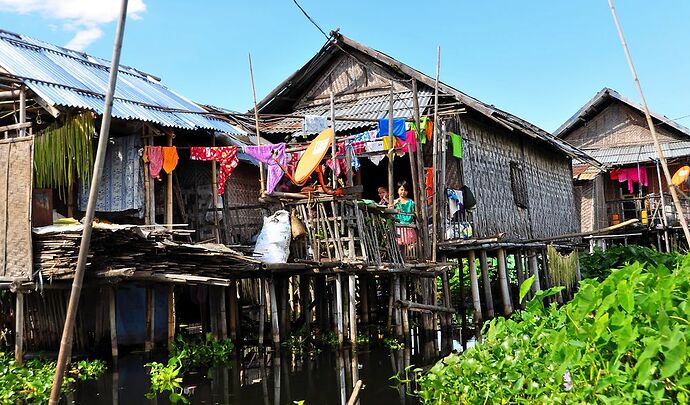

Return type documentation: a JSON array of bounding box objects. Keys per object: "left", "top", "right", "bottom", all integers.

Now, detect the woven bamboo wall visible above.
[
  {"left": 457, "top": 114, "right": 578, "bottom": 239},
  {"left": 562, "top": 102, "right": 682, "bottom": 149},
  {"left": 575, "top": 182, "right": 592, "bottom": 232}
]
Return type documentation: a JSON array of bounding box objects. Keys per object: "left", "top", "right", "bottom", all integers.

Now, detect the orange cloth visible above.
[
  {"left": 425, "top": 120, "right": 434, "bottom": 141},
  {"left": 425, "top": 167, "right": 433, "bottom": 205},
  {"left": 162, "top": 146, "right": 179, "bottom": 174}
]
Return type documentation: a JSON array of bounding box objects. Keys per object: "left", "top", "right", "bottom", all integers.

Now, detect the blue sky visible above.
[{"left": 0, "top": 1, "right": 688, "bottom": 132}]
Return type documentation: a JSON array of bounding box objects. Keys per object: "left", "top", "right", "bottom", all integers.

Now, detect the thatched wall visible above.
[
  {"left": 454, "top": 114, "right": 578, "bottom": 240},
  {"left": 562, "top": 102, "right": 682, "bottom": 149}
]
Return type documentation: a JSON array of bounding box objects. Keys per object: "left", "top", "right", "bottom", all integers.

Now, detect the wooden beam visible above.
[
  {"left": 467, "top": 250, "right": 482, "bottom": 327},
  {"left": 496, "top": 248, "right": 513, "bottom": 316},
  {"left": 109, "top": 288, "right": 118, "bottom": 357},
  {"left": 479, "top": 250, "right": 495, "bottom": 318},
  {"left": 145, "top": 287, "right": 155, "bottom": 352},
  {"left": 167, "top": 286, "right": 175, "bottom": 348},
  {"left": 269, "top": 278, "right": 280, "bottom": 347},
  {"left": 395, "top": 300, "right": 456, "bottom": 313},
  {"left": 14, "top": 292, "right": 23, "bottom": 365}
]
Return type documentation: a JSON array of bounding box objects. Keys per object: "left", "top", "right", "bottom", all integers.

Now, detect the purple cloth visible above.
[{"left": 245, "top": 143, "right": 287, "bottom": 194}]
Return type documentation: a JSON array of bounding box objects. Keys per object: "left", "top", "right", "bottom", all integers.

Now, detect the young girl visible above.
[{"left": 393, "top": 181, "right": 415, "bottom": 224}]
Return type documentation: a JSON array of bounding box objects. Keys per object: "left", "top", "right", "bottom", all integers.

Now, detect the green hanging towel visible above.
[{"left": 449, "top": 131, "right": 463, "bottom": 158}]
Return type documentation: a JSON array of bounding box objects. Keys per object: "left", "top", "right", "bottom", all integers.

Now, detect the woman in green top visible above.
[{"left": 394, "top": 181, "right": 415, "bottom": 224}]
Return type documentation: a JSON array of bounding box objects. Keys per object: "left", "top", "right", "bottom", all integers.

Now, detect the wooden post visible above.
[
  {"left": 167, "top": 286, "right": 175, "bottom": 348},
  {"left": 458, "top": 255, "right": 467, "bottom": 331},
  {"left": 360, "top": 275, "right": 369, "bottom": 330},
  {"left": 269, "top": 278, "right": 280, "bottom": 347},
  {"left": 348, "top": 274, "right": 357, "bottom": 345},
  {"left": 496, "top": 249, "right": 513, "bottom": 316},
  {"left": 209, "top": 287, "right": 218, "bottom": 337},
  {"left": 228, "top": 281, "right": 238, "bottom": 342},
  {"left": 316, "top": 276, "right": 328, "bottom": 331},
  {"left": 142, "top": 129, "right": 151, "bottom": 226},
  {"left": 528, "top": 249, "right": 541, "bottom": 294},
  {"left": 515, "top": 251, "right": 526, "bottom": 307},
  {"left": 219, "top": 287, "right": 228, "bottom": 340},
  {"left": 412, "top": 81, "right": 431, "bottom": 259},
  {"left": 165, "top": 131, "right": 174, "bottom": 231},
  {"left": 109, "top": 288, "right": 118, "bottom": 358},
  {"left": 401, "top": 276, "right": 410, "bottom": 343},
  {"left": 467, "top": 250, "right": 482, "bottom": 328},
  {"left": 335, "top": 275, "right": 344, "bottom": 346},
  {"left": 479, "top": 250, "right": 495, "bottom": 318},
  {"left": 330, "top": 92, "right": 337, "bottom": 189},
  {"left": 279, "top": 277, "right": 289, "bottom": 340},
  {"left": 431, "top": 46, "right": 441, "bottom": 262},
  {"left": 258, "top": 279, "right": 265, "bottom": 347},
  {"left": 440, "top": 260, "right": 453, "bottom": 331},
  {"left": 145, "top": 287, "right": 155, "bottom": 352},
  {"left": 299, "top": 276, "right": 311, "bottom": 335},
  {"left": 210, "top": 135, "right": 221, "bottom": 242},
  {"left": 248, "top": 53, "right": 266, "bottom": 194},
  {"left": 15, "top": 292, "right": 24, "bottom": 365},
  {"left": 387, "top": 82, "right": 395, "bottom": 208}
]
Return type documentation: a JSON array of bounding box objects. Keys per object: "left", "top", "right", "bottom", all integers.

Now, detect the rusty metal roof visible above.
[{"left": 0, "top": 29, "right": 245, "bottom": 135}]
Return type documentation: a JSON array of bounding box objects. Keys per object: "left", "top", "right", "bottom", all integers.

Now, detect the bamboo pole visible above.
[
  {"left": 479, "top": 250, "right": 495, "bottom": 318},
  {"left": 19, "top": 85, "right": 25, "bottom": 138},
  {"left": 331, "top": 92, "right": 337, "bottom": 189},
  {"left": 14, "top": 292, "right": 23, "bottom": 364},
  {"left": 167, "top": 286, "right": 175, "bottom": 348},
  {"left": 228, "top": 281, "right": 238, "bottom": 341},
  {"left": 608, "top": 0, "right": 690, "bottom": 246},
  {"left": 299, "top": 276, "right": 311, "bottom": 335},
  {"left": 269, "top": 278, "right": 280, "bottom": 347},
  {"left": 145, "top": 287, "right": 155, "bottom": 352},
  {"left": 654, "top": 159, "right": 671, "bottom": 252},
  {"left": 411, "top": 80, "right": 430, "bottom": 259},
  {"left": 335, "top": 275, "right": 344, "bottom": 346},
  {"left": 258, "top": 279, "right": 265, "bottom": 348},
  {"left": 348, "top": 274, "right": 357, "bottom": 346},
  {"left": 467, "top": 250, "right": 482, "bottom": 328},
  {"left": 387, "top": 82, "right": 395, "bottom": 208},
  {"left": 248, "top": 53, "right": 266, "bottom": 194},
  {"left": 528, "top": 249, "right": 541, "bottom": 294},
  {"left": 142, "top": 129, "right": 151, "bottom": 226},
  {"left": 109, "top": 288, "right": 118, "bottom": 358},
  {"left": 431, "top": 47, "right": 441, "bottom": 262},
  {"left": 210, "top": 135, "right": 221, "bottom": 242},
  {"left": 50, "top": 2, "right": 128, "bottom": 401},
  {"left": 515, "top": 251, "right": 526, "bottom": 307},
  {"left": 166, "top": 131, "right": 174, "bottom": 231},
  {"left": 496, "top": 248, "right": 513, "bottom": 316},
  {"left": 219, "top": 287, "right": 227, "bottom": 340}
]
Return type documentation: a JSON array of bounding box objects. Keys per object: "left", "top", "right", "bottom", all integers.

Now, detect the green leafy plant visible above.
[
  {"left": 314, "top": 331, "right": 339, "bottom": 348},
  {"left": 383, "top": 337, "right": 404, "bottom": 350},
  {"left": 170, "top": 333, "right": 234, "bottom": 367},
  {"left": 0, "top": 353, "right": 105, "bottom": 404},
  {"left": 418, "top": 254, "right": 690, "bottom": 403},
  {"left": 282, "top": 333, "right": 307, "bottom": 353},
  {"left": 146, "top": 353, "right": 188, "bottom": 404},
  {"left": 355, "top": 333, "right": 369, "bottom": 345},
  {"left": 579, "top": 244, "right": 680, "bottom": 281}
]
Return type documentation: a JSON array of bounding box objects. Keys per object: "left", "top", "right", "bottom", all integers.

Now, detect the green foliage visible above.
[
  {"left": 314, "top": 331, "right": 340, "bottom": 348},
  {"left": 417, "top": 254, "right": 690, "bottom": 403},
  {"left": 0, "top": 353, "right": 105, "bottom": 404},
  {"left": 282, "top": 333, "right": 308, "bottom": 353},
  {"left": 383, "top": 337, "right": 405, "bottom": 350},
  {"left": 147, "top": 333, "right": 234, "bottom": 403},
  {"left": 580, "top": 245, "right": 681, "bottom": 281},
  {"left": 34, "top": 113, "right": 95, "bottom": 199},
  {"left": 170, "top": 333, "right": 234, "bottom": 368},
  {"left": 355, "top": 333, "right": 370, "bottom": 345}
]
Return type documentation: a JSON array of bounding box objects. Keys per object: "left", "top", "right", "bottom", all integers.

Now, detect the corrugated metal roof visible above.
[
  {"left": 579, "top": 141, "right": 690, "bottom": 166},
  {"left": 261, "top": 90, "right": 433, "bottom": 136},
  {"left": 0, "top": 30, "right": 244, "bottom": 135},
  {"left": 572, "top": 165, "right": 602, "bottom": 181}
]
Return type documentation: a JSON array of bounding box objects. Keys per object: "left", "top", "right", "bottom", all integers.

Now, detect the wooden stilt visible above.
[
  {"left": 440, "top": 261, "right": 453, "bottom": 331},
  {"left": 165, "top": 131, "right": 174, "bottom": 232},
  {"left": 528, "top": 249, "right": 541, "bottom": 294},
  {"left": 343, "top": 278, "right": 350, "bottom": 341},
  {"left": 109, "top": 287, "right": 118, "bottom": 358},
  {"left": 467, "top": 250, "right": 482, "bottom": 329},
  {"left": 209, "top": 287, "right": 218, "bottom": 337},
  {"left": 421, "top": 278, "right": 434, "bottom": 339},
  {"left": 269, "top": 278, "right": 280, "bottom": 347},
  {"left": 360, "top": 275, "right": 369, "bottom": 331},
  {"left": 316, "top": 276, "right": 328, "bottom": 331},
  {"left": 258, "top": 279, "right": 265, "bottom": 347},
  {"left": 335, "top": 275, "right": 344, "bottom": 346},
  {"left": 219, "top": 287, "right": 227, "bottom": 340},
  {"left": 393, "top": 276, "right": 402, "bottom": 338},
  {"left": 401, "top": 276, "right": 410, "bottom": 343},
  {"left": 514, "top": 251, "right": 526, "bottom": 307},
  {"left": 15, "top": 292, "right": 24, "bottom": 365},
  {"left": 280, "top": 277, "right": 289, "bottom": 340},
  {"left": 228, "top": 281, "right": 238, "bottom": 342},
  {"left": 479, "top": 250, "right": 495, "bottom": 318},
  {"left": 497, "top": 248, "right": 513, "bottom": 316},
  {"left": 458, "top": 255, "right": 467, "bottom": 332},
  {"left": 348, "top": 274, "right": 357, "bottom": 345},
  {"left": 167, "top": 286, "right": 175, "bottom": 348},
  {"left": 299, "top": 276, "right": 311, "bottom": 335},
  {"left": 145, "top": 287, "right": 155, "bottom": 352}
]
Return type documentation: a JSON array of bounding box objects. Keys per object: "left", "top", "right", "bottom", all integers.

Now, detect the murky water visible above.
[{"left": 68, "top": 332, "right": 468, "bottom": 405}]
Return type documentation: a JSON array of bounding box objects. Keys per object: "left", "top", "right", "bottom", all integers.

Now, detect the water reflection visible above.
[{"left": 70, "top": 328, "right": 467, "bottom": 405}]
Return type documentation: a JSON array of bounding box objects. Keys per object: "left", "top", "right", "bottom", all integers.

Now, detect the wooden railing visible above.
[
  {"left": 606, "top": 193, "right": 690, "bottom": 228},
  {"left": 287, "top": 197, "right": 420, "bottom": 267}
]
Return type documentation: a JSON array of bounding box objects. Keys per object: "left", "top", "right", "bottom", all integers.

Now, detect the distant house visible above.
[{"left": 554, "top": 87, "right": 690, "bottom": 250}]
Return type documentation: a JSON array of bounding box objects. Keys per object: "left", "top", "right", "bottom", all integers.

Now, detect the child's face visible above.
[
  {"left": 398, "top": 186, "right": 408, "bottom": 198},
  {"left": 378, "top": 189, "right": 388, "bottom": 200}
]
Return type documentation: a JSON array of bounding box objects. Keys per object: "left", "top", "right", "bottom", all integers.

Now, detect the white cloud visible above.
[{"left": 0, "top": 0, "right": 146, "bottom": 50}]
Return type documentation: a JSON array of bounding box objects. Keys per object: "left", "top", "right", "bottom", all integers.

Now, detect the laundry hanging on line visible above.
[
  {"left": 610, "top": 167, "right": 648, "bottom": 193},
  {"left": 449, "top": 131, "right": 463, "bottom": 158},
  {"left": 146, "top": 146, "right": 163, "bottom": 179},
  {"left": 377, "top": 118, "right": 406, "bottom": 140},
  {"left": 303, "top": 115, "right": 329, "bottom": 134},
  {"left": 244, "top": 143, "right": 287, "bottom": 194},
  {"left": 189, "top": 146, "right": 239, "bottom": 195},
  {"left": 162, "top": 146, "right": 179, "bottom": 173}
]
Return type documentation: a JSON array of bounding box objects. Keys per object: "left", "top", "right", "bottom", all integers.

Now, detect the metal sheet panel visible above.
[
  {"left": 0, "top": 32, "right": 244, "bottom": 135},
  {"left": 584, "top": 141, "right": 690, "bottom": 166}
]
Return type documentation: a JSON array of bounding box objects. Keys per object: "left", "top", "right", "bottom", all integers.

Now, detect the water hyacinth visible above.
[{"left": 417, "top": 253, "right": 690, "bottom": 404}]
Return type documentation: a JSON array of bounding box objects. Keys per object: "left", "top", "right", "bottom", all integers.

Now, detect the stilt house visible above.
[
  {"left": 252, "top": 32, "right": 596, "bottom": 323},
  {"left": 555, "top": 88, "right": 690, "bottom": 250}
]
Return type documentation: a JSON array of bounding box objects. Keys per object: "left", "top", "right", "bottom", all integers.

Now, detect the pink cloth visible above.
[
  {"left": 147, "top": 146, "right": 163, "bottom": 179},
  {"left": 189, "top": 146, "right": 239, "bottom": 195},
  {"left": 245, "top": 143, "right": 287, "bottom": 194},
  {"left": 400, "top": 130, "right": 417, "bottom": 153},
  {"left": 613, "top": 167, "right": 648, "bottom": 193},
  {"left": 326, "top": 142, "right": 348, "bottom": 177}
]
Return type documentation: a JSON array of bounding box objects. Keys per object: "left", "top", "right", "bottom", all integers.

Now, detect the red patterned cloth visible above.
[
  {"left": 351, "top": 140, "right": 365, "bottom": 154},
  {"left": 146, "top": 146, "right": 163, "bottom": 179},
  {"left": 326, "top": 142, "right": 348, "bottom": 177},
  {"left": 286, "top": 151, "right": 302, "bottom": 177},
  {"left": 189, "top": 146, "right": 239, "bottom": 194}
]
